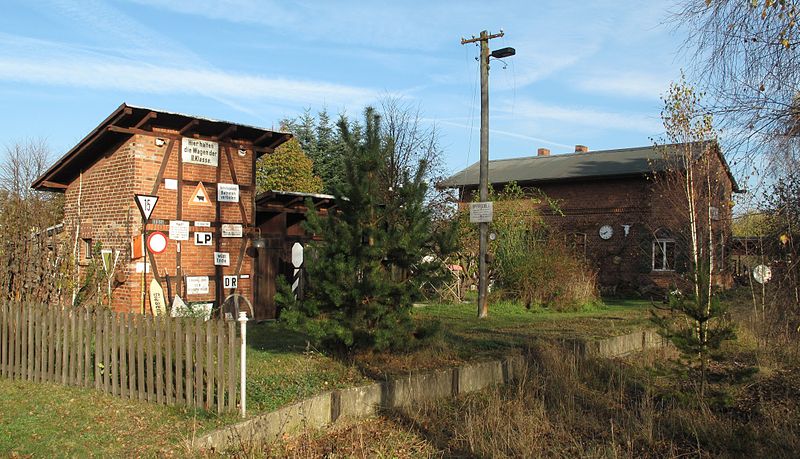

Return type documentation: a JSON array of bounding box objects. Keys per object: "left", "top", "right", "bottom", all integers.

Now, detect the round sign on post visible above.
[
  {"left": 753, "top": 264, "right": 772, "bottom": 284},
  {"left": 147, "top": 231, "right": 168, "bottom": 254}
]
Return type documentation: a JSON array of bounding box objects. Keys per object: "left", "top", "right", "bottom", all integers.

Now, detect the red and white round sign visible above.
[{"left": 147, "top": 231, "right": 168, "bottom": 254}]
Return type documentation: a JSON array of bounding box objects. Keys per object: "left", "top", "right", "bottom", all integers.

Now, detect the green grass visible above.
[
  {"left": 1, "top": 297, "right": 654, "bottom": 456},
  {"left": 0, "top": 377, "right": 231, "bottom": 457}
]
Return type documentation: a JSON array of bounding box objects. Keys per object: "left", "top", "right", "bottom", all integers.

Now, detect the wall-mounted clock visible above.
[{"left": 599, "top": 225, "right": 614, "bottom": 240}]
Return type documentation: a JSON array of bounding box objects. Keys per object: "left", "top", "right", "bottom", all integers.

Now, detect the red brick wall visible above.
[
  {"left": 458, "top": 165, "right": 734, "bottom": 291},
  {"left": 64, "top": 130, "right": 257, "bottom": 314}
]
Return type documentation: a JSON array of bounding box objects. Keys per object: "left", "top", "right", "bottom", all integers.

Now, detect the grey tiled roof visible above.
[{"left": 439, "top": 142, "right": 740, "bottom": 192}]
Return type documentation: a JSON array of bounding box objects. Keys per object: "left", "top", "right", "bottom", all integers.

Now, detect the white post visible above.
[{"left": 238, "top": 311, "right": 248, "bottom": 418}]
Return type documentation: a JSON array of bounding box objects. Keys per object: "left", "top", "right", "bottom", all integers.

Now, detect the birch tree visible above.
[{"left": 651, "top": 78, "right": 735, "bottom": 395}]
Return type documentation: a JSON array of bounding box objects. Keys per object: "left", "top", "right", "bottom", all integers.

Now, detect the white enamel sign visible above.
[
  {"left": 469, "top": 201, "right": 493, "bottom": 223},
  {"left": 221, "top": 224, "right": 243, "bottom": 238},
  {"left": 194, "top": 232, "right": 213, "bottom": 246},
  {"left": 214, "top": 252, "right": 230, "bottom": 266},
  {"left": 186, "top": 276, "right": 209, "bottom": 295},
  {"left": 135, "top": 195, "right": 159, "bottom": 220},
  {"left": 223, "top": 275, "right": 238, "bottom": 289},
  {"left": 217, "top": 183, "right": 240, "bottom": 203},
  {"left": 181, "top": 138, "right": 219, "bottom": 167},
  {"left": 169, "top": 220, "right": 190, "bottom": 240},
  {"left": 194, "top": 221, "right": 211, "bottom": 227}
]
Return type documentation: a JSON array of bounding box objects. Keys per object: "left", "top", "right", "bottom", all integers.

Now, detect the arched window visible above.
[
  {"left": 652, "top": 228, "right": 675, "bottom": 271},
  {"left": 566, "top": 232, "right": 587, "bottom": 259}
]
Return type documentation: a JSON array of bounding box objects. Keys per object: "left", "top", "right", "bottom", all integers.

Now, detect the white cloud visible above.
[
  {"left": 507, "top": 99, "right": 663, "bottom": 134},
  {"left": 0, "top": 53, "right": 380, "bottom": 107},
  {"left": 435, "top": 119, "right": 571, "bottom": 149},
  {"left": 573, "top": 72, "right": 674, "bottom": 100}
]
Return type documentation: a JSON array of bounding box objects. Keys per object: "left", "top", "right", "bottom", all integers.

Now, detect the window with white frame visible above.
[{"left": 652, "top": 237, "right": 675, "bottom": 271}]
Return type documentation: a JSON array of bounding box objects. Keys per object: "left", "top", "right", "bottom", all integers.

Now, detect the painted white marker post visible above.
[{"left": 238, "top": 311, "right": 248, "bottom": 418}]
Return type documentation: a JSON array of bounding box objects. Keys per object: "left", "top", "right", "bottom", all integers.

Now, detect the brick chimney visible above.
[
  {"left": 575, "top": 144, "right": 589, "bottom": 153},
  {"left": 537, "top": 148, "right": 550, "bottom": 157}
]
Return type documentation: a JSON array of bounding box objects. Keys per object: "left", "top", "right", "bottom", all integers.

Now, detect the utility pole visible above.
[{"left": 461, "top": 29, "right": 511, "bottom": 319}]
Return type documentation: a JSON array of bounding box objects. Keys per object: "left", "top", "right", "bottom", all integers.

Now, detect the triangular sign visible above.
[
  {"left": 135, "top": 194, "right": 159, "bottom": 220},
  {"left": 190, "top": 182, "right": 212, "bottom": 206}
]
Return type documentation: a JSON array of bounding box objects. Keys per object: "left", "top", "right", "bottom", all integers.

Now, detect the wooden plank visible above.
[
  {"left": 194, "top": 320, "right": 204, "bottom": 408},
  {"left": 1, "top": 303, "right": 7, "bottom": 378},
  {"left": 111, "top": 312, "right": 118, "bottom": 396},
  {"left": 165, "top": 317, "right": 173, "bottom": 406},
  {"left": 185, "top": 319, "right": 193, "bottom": 408},
  {"left": 137, "top": 314, "right": 145, "bottom": 401},
  {"left": 74, "top": 308, "right": 82, "bottom": 386},
  {"left": 216, "top": 320, "right": 224, "bottom": 414},
  {"left": 128, "top": 314, "right": 136, "bottom": 400},
  {"left": 48, "top": 307, "right": 56, "bottom": 383},
  {"left": 20, "top": 304, "right": 28, "bottom": 380},
  {"left": 102, "top": 311, "right": 110, "bottom": 394},
  {"left": 119, "top": 313, "right": 127, "bottom": 398},
  {"left": 205, "top": 320, "right": 213, "bottom": 410},
  {"left": 83, "top": 310, "right": 91, "bottom": 387},
  {"left": 69, "top": 310, "right": 76, "bottom": 385},
  {"left": 61, "top": 308, "right": 68, "bottom": 385},
  {"left": 37, "top": 306, "right": 45, "bottom": 383},
  {"left": 146, "top": 315, "right": 154, "bottom": 402},
  {"left": 175, "top": 319, "right": 184, "bottom": 405},
  {"left": 156, "top": 318, "right": 164, "bottom": 405},
  {"left": 227, "top": 321, "right": 236, "bottom": 412},
  {"left": 10, "top": 306, "right": 17, "bottom": 379},
  {"left": 94, "top": 310, "right": 101, "bottom": 389},
  {"left": 26, "top": 305, "right": 34, "bottom": 381}
]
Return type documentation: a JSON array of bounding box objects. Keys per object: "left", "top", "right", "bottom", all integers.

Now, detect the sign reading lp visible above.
[{"left": 194, "top": 232, "right": 213, "bottom": 246}]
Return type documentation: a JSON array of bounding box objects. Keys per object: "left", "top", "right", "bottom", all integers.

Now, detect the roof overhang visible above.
[{"left": 32, "top": 103, "right": 292, "bottom": 192}]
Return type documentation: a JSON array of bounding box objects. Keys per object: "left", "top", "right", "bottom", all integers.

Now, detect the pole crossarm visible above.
[{"left": 460, "top": 31, "right": 504, "bottom": 45}]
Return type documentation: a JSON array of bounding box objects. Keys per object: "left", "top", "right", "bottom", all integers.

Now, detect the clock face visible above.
[{"left": 599, "top": 225, "right": 614, "bottom": 240}]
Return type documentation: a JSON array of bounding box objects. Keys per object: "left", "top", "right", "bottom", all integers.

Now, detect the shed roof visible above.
[
  {"left": 32, "top": 103, "right": 292, "bottom": 192},
  {"left": 439, "top": 141, "right": 741, "bottom": 192}
]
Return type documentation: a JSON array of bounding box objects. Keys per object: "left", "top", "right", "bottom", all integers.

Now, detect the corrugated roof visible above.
[{"left": 439, "top": 141, "right": 741, "bottom": 192}]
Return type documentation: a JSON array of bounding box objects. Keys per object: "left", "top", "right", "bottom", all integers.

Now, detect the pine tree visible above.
[{"left": 278, "top": 108, "right": 453, "bottom": 352}]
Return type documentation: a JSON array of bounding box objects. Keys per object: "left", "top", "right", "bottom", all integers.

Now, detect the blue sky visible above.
[{"left": 0, "top": 0, "right": 688, "bottom": 177}]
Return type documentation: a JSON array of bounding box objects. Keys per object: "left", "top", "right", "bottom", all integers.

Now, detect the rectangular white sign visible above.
[
  {"left": 194, "top": 232, "right": 213, "bottom": 246},
  {"left": 469, "top": 201, "right": 494, "bottom": 223},
  {"left": 181, "top": 138, "right": 219, "bottom": 167},
  {"left": 221, "top": 224, "right": 243, "bottom": 238},
  {"left": 164, "top": 178, "right": 178, "bottom": 190},
  {"left": 214, "top": 252, "right": 230, "bottom": 266},
  {"left": 169, "top": 220, "right": 190, "bottom": 240},
  {"left": 217, "top": 183, "right": 240, "bottom": 203},
  {"left": 186, "top": 276, "right": 209, "bottom": 295},
  {"left": 223, "top": 275, "right": 238, "bottom": 289},
  {"left": 194, "top": 221, "right": 211, "bottom": 227}
]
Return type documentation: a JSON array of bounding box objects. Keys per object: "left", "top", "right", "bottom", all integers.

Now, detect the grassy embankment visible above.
[
  {"left": 228, "top": 291, "right": 800, "bottom": 458},
  {"left": 0, "top": 298, "right": 652, "bottom": 456}
]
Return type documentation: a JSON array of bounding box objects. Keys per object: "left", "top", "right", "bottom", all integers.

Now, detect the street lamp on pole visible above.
[{"left": 461, "top": 30, "right": 515, "bottom": 318}]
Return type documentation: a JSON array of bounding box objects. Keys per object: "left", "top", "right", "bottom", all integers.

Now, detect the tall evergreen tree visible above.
[{"left": 278, "top": 108, "right": 453, "bottom": 352}]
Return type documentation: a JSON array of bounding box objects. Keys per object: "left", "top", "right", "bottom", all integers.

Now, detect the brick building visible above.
[
  {"left": 32, "top": 104, "right": 291, "bottom": 316},
  {"left": 440, "top": 142, "right": 740, "bottom": 292}
]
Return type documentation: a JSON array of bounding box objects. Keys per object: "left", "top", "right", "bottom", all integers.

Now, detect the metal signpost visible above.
[{"left": 134, "top": 194, "right": 159, "bottom": 314}]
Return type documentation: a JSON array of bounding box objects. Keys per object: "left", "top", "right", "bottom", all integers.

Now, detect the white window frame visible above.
[{"left": 652, "top": 238, "right": 675, "bottom": 272}]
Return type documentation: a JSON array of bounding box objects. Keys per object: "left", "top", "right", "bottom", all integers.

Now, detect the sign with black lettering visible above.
[
  {"left": 221, "top": 224, "right": 243, "bottom": 238},
  {"left": 223, "top": 275, "right": 238, "bottom": 289},
  {"left": 214, "top": 252, "right": 230, "bottom": 266},
  {"left": 169, "top": 220, "right": 189, "bottom": 240},
  {"left": 181, "top": 138, "right": 218, "bottom": 167},
  {"left": 194, "top": 232, "right": 213, "bottom": 246},
  {"left": 217, "top": 183, "right": 239, "bottom": 202},
  {"left": 135, "top": 194, "right": 158, "bottom": 221},
  {"left": 186, "top": 276, "right": 209, "bottom": 295}
]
